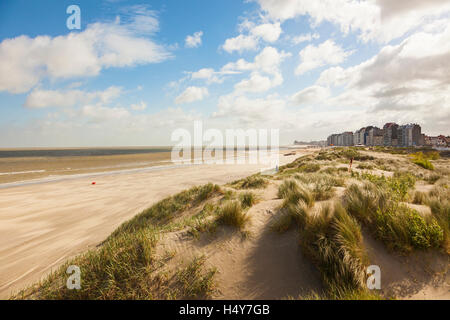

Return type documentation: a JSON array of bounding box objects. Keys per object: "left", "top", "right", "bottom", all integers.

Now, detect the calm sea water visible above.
[{"left": 0, "top": 148, "right": 172, "bottom": 158}]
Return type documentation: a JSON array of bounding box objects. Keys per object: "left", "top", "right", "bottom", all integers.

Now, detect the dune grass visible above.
[
  {"left": 278, "top": 179, "right": 315, "bottom": 207},
  {"left": 298, "top": 203, "right": 370, "bottom": 294},
  {"left": 109, "top": 183, "right": 222, "bottom": 238},
  {"left": 230, "top": 175, "right": 268, "bottom": 189},
  {"left": 427, "top": 184, "right": 450, "bottom": 252},
  {"left": 343, "top": 182, "right": 444, "bottom": 253},
  {"left": 412, "top": 191, "right": 428, "bottom": 205},
  {"left": 239, "top": 191, "right": 257, "bottom": 208},
  {"left": 174, "top": 255, "right": 217, "bottom": 299},
  {"left": 216, "top": 200, "right": 250, "bottom": 229}
]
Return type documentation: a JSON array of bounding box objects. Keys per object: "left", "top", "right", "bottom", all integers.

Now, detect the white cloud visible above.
[
  {"left": 290, "top": 33, "right": 320, "bottom": 45},
  {"left": 256, "top": 0, "right": 450, "bottom": 43},
  {"left": 221, "top": 21, "right": 282, "bottom": 54},
  {"left": 316, "top": 22, "right": 450, "bottom": 134},
  {"left": 24, "top": 86, "right": 123, "bottom": 108},
  {"left": 185, "top": 31, "right": 203, "bottom": 48},
  {"left": 81, "top": 105, "right": 130, "bottom": 122},
  {"left": 250, "top": 22, "right": 282, "bottom": 43},
  {"left": 296, "top": 39, "right": 352, "bottom": 75},
  {"left": 0, "top": 14, "right": 171, "bottom": 94},
  {"left": 222, "top": 34, "right": 259, "bottom": 53},
  {"left": 234, "top": 72, "right": 274, "bottom": 93},
  {"left": 130, "top": 101, "right": 147, "bottom": 111},
  {"left": 291, "top": 85, "right": 330, "bottom": 105},
  {"left": 175, "top": 86, "right": 209, "bottom": 104},
  {"left": 229, "top": 46, "right": 290, "bottom": 93}
]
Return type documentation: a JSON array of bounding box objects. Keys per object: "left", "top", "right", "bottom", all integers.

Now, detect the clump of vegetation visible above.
[
  {"left": 311, "top": 181, "right": 335, "bottom": 201},
  {"left": 174, "top": 256, "right": 217, "bottom": 299},
  {"left": 271, "top": 200, "right": 309, "bottom": 233},
  {"left": 217, "top": 200, "right": 250, "bottom": 229},
  {"left": 110, "top": 183, "right": 222, "bottom": 237},
  {"left": 343, "top": 182, "right": 444, "bottom": 253},
  {"left": 231, "top": 175, "right": 268, "bottom": 189},
  {"left": 410, "top": 152, "right": 436, "bottom": 170},
  {"left": 358, "top": 171, "right": 415, "bottom": 201},
  {"left": 357, "top": 163, "right": 374, "bottom": 170},
  {"left": 16, "top": 228, "right": 159, "bottom": 299},
  {"left": 298, "top": 203, "right": 370, "bottom": 294},
  {"left": 337, "top": 148, "right": 374, "bottom": 161},
  {"left": 294, "top": 172, "right": 345, "bottom": 188},
  {"left": 278, "top": 179, "right": 315, "bottom": 207},
  {"left": 427, "top": 184, "right": 450, "bottom": 252},
  {"left": 239, "top": 191, "right": 257, "bottom": 208},
  {"left": 424, "top": 173, "right": 441, "bottom": 184},
  {"left": 412, "top": 191, "right": 428, "bottom": 205},
  {"left": 299, "top": 163, "right": 321, "bottom": 173}
]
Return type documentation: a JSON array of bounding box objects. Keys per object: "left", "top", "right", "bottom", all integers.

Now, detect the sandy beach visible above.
[{"left": 0, "top": 149, "right": 309, "bottom": 299}]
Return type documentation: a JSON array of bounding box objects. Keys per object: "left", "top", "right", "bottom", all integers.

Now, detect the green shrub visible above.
[{"left": 410, "top": 152, "right": 435, "bottom": 170}]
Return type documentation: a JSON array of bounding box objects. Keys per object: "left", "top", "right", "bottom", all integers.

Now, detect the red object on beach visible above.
[{"left": 91, "top": 182, "right": 96, "bottom": 185}]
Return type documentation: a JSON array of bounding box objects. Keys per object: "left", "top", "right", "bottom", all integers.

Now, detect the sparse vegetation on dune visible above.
[
  {"left": 298, "top": 203, "right": 370, "bottom": 294},
  {"left": 230, "top": 175, "right": 268, "bottom": 189},
  {"left": 14, "top": 183, "right": 223, "bottom": 300},
  {"left": 174, "top": 256, "right": 217, "bottom": 299},
  {"left": 410, "top": 152, "right": 438, "bottom": 170},
  {"left": 412, "top": 191, "right": 428, "bottom": 205},
  {"left": 110, "top": 183, "right": 222, "bottom": 238},
  {"left": 217, "top": 200, "right": 250, "bottom": 229},
  {"left": 239, "top": 191, "right": 257, "bottom": 208},
  {"left": 278, "top": 179, "right": 315, "bottom": 207},
  {"left": 343, "top": 182, "right": 444, "bottom": 253},
  {"left": 427, "top": 184, "right": 450, "bottom": 252}
]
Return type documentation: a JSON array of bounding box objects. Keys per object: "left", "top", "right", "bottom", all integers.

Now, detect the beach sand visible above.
[{"left": 0, "top": 149, "right": 310, "bottom": 299}]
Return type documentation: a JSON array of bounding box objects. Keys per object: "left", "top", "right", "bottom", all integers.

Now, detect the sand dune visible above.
[{"left": 0, "top": 151, "right": 305, "bottom": 299}]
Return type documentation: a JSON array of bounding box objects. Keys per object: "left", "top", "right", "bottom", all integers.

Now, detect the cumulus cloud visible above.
[
  {"left": 185, "top": 31, "right": 203, "bottom": 48},
  {"left": 231, "top": 46, "right": 290, "bottom": 93},
  {"left": 256, "top": 0, "right": 450, "bottom": 43},
  {"left": 222, "top": 34, "right": 259, "bottom": 53},
  {"left": 291, "top": 85, "right": 330, "bottom": 105},
  {"left": 175, "top": 86, "right": 209, "bottom": 104},
  {"left": 0, "top": 15, "right": 171, "bottom": 94},
  {"left": 250, "top": 22, "right": 282, "bottom": 43},
  {"left": 296, "top": 39, "right": 353, "bottom": 75},
  {"left": 221, "top": 21, "right": 282, "bottom": 53}
]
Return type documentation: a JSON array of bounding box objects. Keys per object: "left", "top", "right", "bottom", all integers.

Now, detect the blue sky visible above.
[{"left": 0, "top": 0, "right": 449, "bottom": 147}]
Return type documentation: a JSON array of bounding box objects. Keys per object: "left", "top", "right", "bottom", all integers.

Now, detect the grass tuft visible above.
[{"left": 217, "top": 200, "right": 250, "bottom": 229}]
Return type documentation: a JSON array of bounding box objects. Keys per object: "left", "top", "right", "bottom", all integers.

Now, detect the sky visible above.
[{"left": 0, "top": 0, "right": 449, "bottom": 147}]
